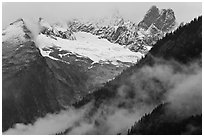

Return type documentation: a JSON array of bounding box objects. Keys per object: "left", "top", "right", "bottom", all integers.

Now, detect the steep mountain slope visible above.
[
  {"left": 74, "top": 16, "right": 202, "bottom": 107},
  {"left": 124, "top": 17, "right": 202, "bottom": 134},
  {"left": 2, "top": 18, "right": 142, "bottom": 132},
  {"left": 3, "top": 25, "right": 62, "bottom": 131},
  {"left": 36, "top": 18, "right": 144, "bottom": 92},
  {"left": 127, "top": 103, "right": 202, "bottom": 135},
  {"left": 2, "top": 19, "right": 83, "bottom": 132},
  {"left": 70, "top": 16, "right": 202, "bottom": 135}
]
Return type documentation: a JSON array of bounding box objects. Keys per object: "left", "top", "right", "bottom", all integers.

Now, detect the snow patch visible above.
[{"left": 39, "top": 47, "right": 70, "bottom": 64}]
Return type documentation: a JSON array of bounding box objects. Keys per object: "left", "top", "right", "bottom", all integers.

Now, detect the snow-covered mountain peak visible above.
[
  {"left": 38, "top": 17, "right": 76, "bottom": 40},
  {"left": 52, "top": 22, "right": 69, "bottom": 31},
  {"left": 2, "top": 18, "right": 31, "bottom": 44},
  {"left": 38, "top": 17, "right": 52, "bottom": 31},
  {"left": 109, "top": 10, "right": 124, "bottom": 26},
  {"left": 77, "top": 10, "right": 125, "bottom": 27},
  {"left": 9, "top": 18, "right": 24, "bottom": 25}
]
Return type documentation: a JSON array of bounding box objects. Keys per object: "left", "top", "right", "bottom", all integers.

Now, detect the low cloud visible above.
[
  {"left": 4, "top": 59, "right": 202, "bottom": 135},
  {"left": 166, "top": 69, "right": 202, "bottom": 118},
  {"left": 3, "top": 104, "right": 90, "bottom": 135},
  {"left": 23, "top": 19, "right": 40, "bottom": 41}
]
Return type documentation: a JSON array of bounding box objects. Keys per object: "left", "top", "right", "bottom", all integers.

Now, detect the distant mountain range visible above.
[{"left": 67, "top": 5, "right": 177, "bottom": 53}]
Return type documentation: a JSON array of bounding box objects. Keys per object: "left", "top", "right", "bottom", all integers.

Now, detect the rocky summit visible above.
[{"left": 138, "top": 5, "right": 176, "bottom": 32}]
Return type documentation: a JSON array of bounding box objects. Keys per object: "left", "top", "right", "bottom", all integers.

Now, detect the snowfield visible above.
[
  {"left": 36, "top": 32, "right": 143, "bottom": 65},
  {"left": 2, "top": 19, "right": 145, "bottom": 66}
]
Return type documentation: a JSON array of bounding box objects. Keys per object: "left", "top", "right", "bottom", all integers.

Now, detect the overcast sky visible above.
[{"left": 2, "top": 2, "right": 202, "bottom": 28}]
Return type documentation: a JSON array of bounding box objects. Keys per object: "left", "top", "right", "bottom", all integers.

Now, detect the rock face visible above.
[
  {"left": 2, "top": 20, "right": 61, "bottom": 130},
  {"left": 2, "top": 19, "right": 78, "bottom": 131},
  {"left": 138, "top": 6, "right": 161, "bottom": 29},
  {"left": 138, "top": 5, "right": 176, "bottom": 32},
  {"left": 2, "top": 40, "right": 61, "bottom": 132}
]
